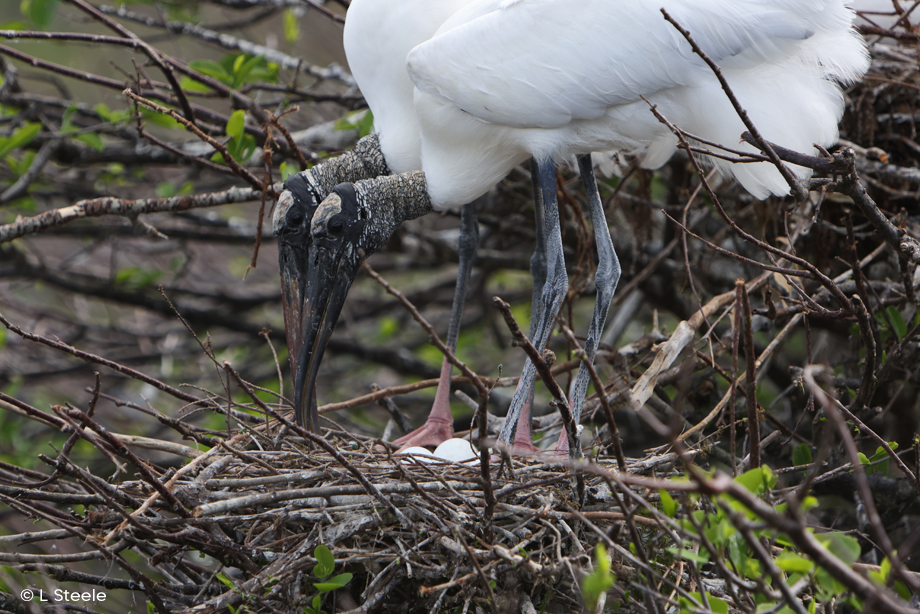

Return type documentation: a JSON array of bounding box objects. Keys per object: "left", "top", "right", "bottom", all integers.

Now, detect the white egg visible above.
[
  {"left": 396, "top": 446, "right": 436, "bottom": 464},
  {"left": 433, "top": 438, "right": 479, "bottom": 465}
]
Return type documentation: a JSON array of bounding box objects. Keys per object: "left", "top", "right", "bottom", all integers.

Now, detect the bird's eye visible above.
[
  {"left": 286, "top": 207, "right": 305, "bottom": 227},
  {"left": 329, "top": 219, "right": 344, "bottom": 235}
]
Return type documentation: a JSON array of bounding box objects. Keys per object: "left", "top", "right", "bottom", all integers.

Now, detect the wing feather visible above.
[{"left": 407, "top": 0, "right": 863, "bottom": 129}]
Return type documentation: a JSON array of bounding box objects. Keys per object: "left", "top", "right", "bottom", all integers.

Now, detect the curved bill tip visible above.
[{"left": 284, "top": 238, "right": 360, "bottom": 435}]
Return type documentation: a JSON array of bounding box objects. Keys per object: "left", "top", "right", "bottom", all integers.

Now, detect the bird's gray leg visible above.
[
  {"left": 556, "top": 155, "right": 621, "bottom": 456},
  {"left": 392, "top": 198, "right": 481, "bottom": 449},
  {"left": 509, "top": 159, "right": 546, "bottom": 449},
  {"left": 499, "top": 158, "right": 569, "bottom": 449},
  {"left": 571, "top": 155, "right": 621, "bottom": 420}
]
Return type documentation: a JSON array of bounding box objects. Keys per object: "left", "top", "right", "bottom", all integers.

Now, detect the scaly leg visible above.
[
  {"left": 556, "top": 154, "right": 621, "bottom": 456},
  {"left": 393, "top": 199, "right": 480, "bottom": 449},
  {"left": 498, "top": 158, "right": 569, "bottom": 451}
]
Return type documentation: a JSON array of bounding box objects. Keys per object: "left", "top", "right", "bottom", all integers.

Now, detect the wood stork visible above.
[
  {"left": 277, "top": 0, "right": 868, "bottom": 454},
  {"left": 275, "top": 0, "right": 477, "bottom": 437}
]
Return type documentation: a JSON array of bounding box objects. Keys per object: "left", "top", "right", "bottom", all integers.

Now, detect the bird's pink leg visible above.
[
  {"left": 390, "top": 200, "right": 480, "bottom": 451},
  {"left": 509, "top": 391, "right": 541, "bottom": 454},
  {"left": 392, "top": 357, "right": 455, "bottom": 449}
]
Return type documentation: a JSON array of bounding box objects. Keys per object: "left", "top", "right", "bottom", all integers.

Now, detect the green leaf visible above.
[
  {"left": 313, "top": 545, "right": 335, "bottom": 581},
  {"left": 800, "top": 496, "right": 819, "bottom": 512},
  {"left": 887, "top": 307, "right": 907, "bottom": 340},
  {"left": 816, "top": 532, "right": 861, "bottom": 567},
  {"left": 75, "top": 133, "right": 104, "bottom": 151},
  {"left": 280, "top": 161, "right": 297, "bottom": 181},
  {"left": 94, "top": 103, "right": 111, "bottom": 121},
  {"left": 23, "top": 0, "right": 58, "bottom": 28},
  {"left": 314, "top": 581, "right": 346, "bottom": 593},
  {"left": 686, "top": 592, "right": 728, "bottom": 614},
  {"left": 216, "top": 572, "right": 234, "bottom": 589},
  {"left": 659, "top": 489, "right": 678, "bottom": 518},
  {"left": 0, "top": 122, "right": 41, "bottom": 159},
  {"left": 356, "top": 111, "right": 374, "bottom": 137},
  {"left": 231, "top": 54, "right": 265, "bottom": 89},
  {"left": 114, "top": 266, "right": 163, "bottom": 290},
  {"left": 734, "top": 466, "right": 777, "bottom": 496},
  {"left": 668, "top": 546, "right": 710, "bottom": 564},
  {"left": 141, "top": 109, "right": 181, "bottom": 129},
  {"left": 156, "top": 182, "right": 177, "bottom": 198},
  {"left": 334, "top": 110, "right": 375, "bottom": 137},
  {"left": 189, "top": 59, "right": 232, "bottom": 84},
  {"left": 6, "top": 150, "right": 36, "bottom": 176},
  {"left": 226, "top": 110, "right": 246, "bottom": 141},
  {"left": 792, "top": 443, "right": 812, "bottom": 467},
  {"left": 581, "top": 544, "right": 615, "bottom": 613},
  {"left": 775, "top": 551, "right": 814, "bottom": 574},
  {"left": 284, "top": 8, "right": 300, "bottom": 42},
  {"left": 328, "top": 572, "right": 352, "bottom": 587},
  {"left": 179, "top": 76, "right": 215, "bottom": 93}
]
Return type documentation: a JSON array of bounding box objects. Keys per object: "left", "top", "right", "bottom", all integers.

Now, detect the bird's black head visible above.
[
  {"left": 279, "top": 181, "right": 376, "bottom": 433},
  {"left": 277, "top": 172, "right": 431, "bottom": 432},
  {"left": 275, "top": 172, "right": 324, "bottom": 431}
]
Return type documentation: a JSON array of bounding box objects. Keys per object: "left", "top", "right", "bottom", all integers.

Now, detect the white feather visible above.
[{"left": 345, "top": 0, "right": 869, "bottom": 207}]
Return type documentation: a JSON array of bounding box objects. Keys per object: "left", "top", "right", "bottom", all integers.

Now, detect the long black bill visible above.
[
  {"left": 280, "top": 178, "right": 418, "bottom": 432},
  {"left": 278, "top": 229, "right": 320, "bottom": 430},
  {"left": 276, "top": 177, "right": 321, "bottom": 431},
  {"left": 293, "top": 234, "right": 362, "bottom": 434}
]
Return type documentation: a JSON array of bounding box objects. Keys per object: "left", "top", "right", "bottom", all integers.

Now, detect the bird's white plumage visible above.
[
  {"left": 343, "top": 0, "right": 473, "bottom": 174},
  {"left": 344, "top": 0, "right": 867, "bottom": 205}
]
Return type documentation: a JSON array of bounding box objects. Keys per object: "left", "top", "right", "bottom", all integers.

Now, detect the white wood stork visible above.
[{"left": 276, "top": 0, "right": 868, "bottom": 455}]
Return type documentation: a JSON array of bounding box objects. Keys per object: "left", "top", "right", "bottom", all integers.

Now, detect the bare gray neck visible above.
[
  {"left": 307, "top": 133, "right": 390, "bottom": 197},
  {"left": 354, "top": 171, "right": 432, "bottom": 254}
]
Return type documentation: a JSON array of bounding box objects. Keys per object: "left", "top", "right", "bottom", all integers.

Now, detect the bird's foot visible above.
[{"left": 392, "top": 418, "right": 454, "bottom": 451}]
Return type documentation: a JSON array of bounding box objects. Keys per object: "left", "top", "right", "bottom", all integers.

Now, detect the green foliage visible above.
[
  {"left": 733, "top": 466, "right": 777, "bottom": 496},
  {"left": 60, "top": 105, "right": 105, "bottom": 151},
  {"left": 876, "top": 306, "right": 908, "bottom": 343},
  {"left": 334, "top": 111, "right": 375, "bottom": 138},
  {"left": 304, "top": 545, "right": 352, "bottom": 614},
  {"left": 284, "top": 9, "right": 300, "bottom": 43},
  {"left": 156, "top": 181, "right": 195, "bottom": 199},
  {"left": 5, "top": 149, "right": 35, "bottom": 178},
  {"left": 375, "top": 315, "right": 400, "bottom": 342},
  {"left": 581, "top": 544, "right": 615, "bottom": 612},
  {"left": 184, "top": 54, "right": 279, "bottom": 92},
  {"left": 659, "top": 489, "right": 678, "bottom": 518},
  {"left": 280, "top": 161, "right": 298, "bottom": 181},
  {"left": 114, "top": 266, "right": 163, "bottom": 291},
  {"left": 21, "top": 0, "right": 58, "bottom": 28},
  {"left": 869, "top": 556, "right": 892, "bottom": 586},
  {"left": 216, "top": 572, "right": 234, "bottom": 589},
  {"left": 95, "top": 103, "right": 131, "bottom": 125},
  {"left": 792, "top": 443, "right": 812, "bottom": 467},
  {"left": 0, "top": 122, "right": 41, "bottom": 160},
  {"left": 679, "top": 592, "right": 728, "bottom": 614},
  {"left": 857, "top": 442, "right": 898, "bottom": 475},
  {"left": 775, "top": 551, "right": 814, "bottom": 574},
  {"left": 212, "top": 110, "right": 257, "bottom": 165},
  {"left": 141, "top": 108, "right": 182, "bottom": 130}
]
